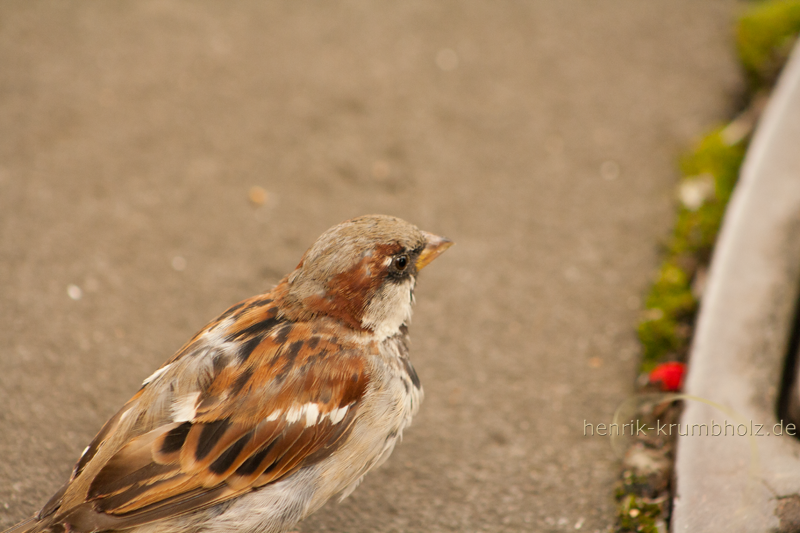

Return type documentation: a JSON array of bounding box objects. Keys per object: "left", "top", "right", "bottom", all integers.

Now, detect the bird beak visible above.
[{"left": 416, "top": 231, "right": 454, "bottom": 270}]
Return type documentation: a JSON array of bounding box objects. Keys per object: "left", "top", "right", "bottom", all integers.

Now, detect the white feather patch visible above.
[
  {"left": 328, "top": 405, "right": 349, "bottom": 425},
  {"left": 171, "top": 392, "right": 200, "bottom": 422},
  {"left": 142, "top": 364, "right": 172, "bottom": 386},
  {"left": 282, "top": 403, "right": 323, "bottom": 427},
  {"left": 264, "top": 403, "right": 347, "bottom": 427},
  {"left": 304, "top": 403, "right": 319, "bottom": 427},
  {"left": 285, "top": 405, "right": 303, "bottom": 423},
  {"left": 200, "top": 317, "right": 237, "bottom": 352},
  {"left": 119, "top": 407, "right": 133, "bottom": 424}
]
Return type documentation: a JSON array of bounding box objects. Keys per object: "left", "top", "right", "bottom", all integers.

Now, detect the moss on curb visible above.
[
  {"left": 637, "top": 130, "right": 745, "bottom": 373},
  {"left": 617, "top": 491, "right": 663, "bottom": 533},
  {"left": 618, "top": 1, "right": 797, "bottom": 531},
  {"left": 737, "top": 0, "right": 800, "bottom": 89}
]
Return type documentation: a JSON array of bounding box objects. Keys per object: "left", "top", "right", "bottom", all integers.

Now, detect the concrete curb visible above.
[{"left": 672, "top": 41, "right": 800, "bottom": 531}]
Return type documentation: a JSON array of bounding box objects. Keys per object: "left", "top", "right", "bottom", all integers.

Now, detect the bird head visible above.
[{"left": 279, "top": 214, "right": 453, "bottom": 338}]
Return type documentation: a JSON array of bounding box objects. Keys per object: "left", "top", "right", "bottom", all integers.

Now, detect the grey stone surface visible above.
[
  {"left": 673, "top": 40, "right": 800, "bottom": 532},
  {"left": 0, "top": 2, "right": 740, "bottom": 532}
]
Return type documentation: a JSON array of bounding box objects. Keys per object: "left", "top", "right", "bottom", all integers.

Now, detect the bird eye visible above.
[{"left": 393, "top": 255, "right": 409, "bottom": 271}]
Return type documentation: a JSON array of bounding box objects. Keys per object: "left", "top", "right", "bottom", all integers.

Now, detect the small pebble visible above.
[
  {"left": 248, "top": 186, "right": 269, "bottom": 207},
  {"left": 172, "top": 256, "right": 187, "bottom": 272},
  {"left": 67, "top": 284, "right": 83, "bottom": 300}
]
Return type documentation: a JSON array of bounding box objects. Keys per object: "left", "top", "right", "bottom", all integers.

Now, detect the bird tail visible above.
[
  {"left": 2, "top": 514, "right": 64, "bottom": 533},
  {"left": 2, "top": 517, "right": 38, "bottom": 533}
]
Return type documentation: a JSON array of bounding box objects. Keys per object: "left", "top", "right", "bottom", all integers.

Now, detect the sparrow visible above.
[{"left": 5, "top": 214, "right": 452, "bottom": 533}]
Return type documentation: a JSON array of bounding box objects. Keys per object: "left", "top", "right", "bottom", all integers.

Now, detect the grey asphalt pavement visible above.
[{"left": 0, "top": 2, "right": 741, "bottom": 531}]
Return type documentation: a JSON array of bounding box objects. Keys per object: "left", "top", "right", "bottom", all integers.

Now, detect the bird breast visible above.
[{"left": 311, "top": 332, "right": 423, "bottom": 504}]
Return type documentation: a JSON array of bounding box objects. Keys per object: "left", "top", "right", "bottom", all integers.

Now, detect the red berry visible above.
[{"left": 648, "top": 362, "right": 686, "bottom": 392}]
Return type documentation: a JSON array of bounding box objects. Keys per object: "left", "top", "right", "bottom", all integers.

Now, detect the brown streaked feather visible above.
[
  {"left": 61, "top": 485, "right": 234, "bottom": 533},
  {"left": 88, "top": 424, "right": 184, "bottom": 496},
  {"left": 45, "top": 295, "right": 371, "bottom": 533},
  {"left": 70, "top": 399, "right": 140, "bottom": 483},
  {"left": 94, "top": 473, "right": 195, "bottom": 514},
  {"left": 162, "top": 295, "right": 280, "bottom": 367},
  {"left": 152, "top": 422, "right": 192, "bottom": 465}
]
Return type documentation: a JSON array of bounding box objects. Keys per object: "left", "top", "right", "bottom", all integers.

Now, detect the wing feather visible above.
[{"left": 43, "top": 295, "right": 370, "bottom": 533}]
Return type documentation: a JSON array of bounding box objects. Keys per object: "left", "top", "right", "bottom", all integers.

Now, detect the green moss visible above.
[
  {"left": 737, "top": 0, "right": 800, "bottom": 89},
  {"left": 637, "top": 129, "right": 745, "bottom": 371},
  {"left": 670, "top": 129, "right": 746, "bottom": 260},
  {"left": 617, "top": 493, "right": 663, "bottom": 533},
  {"left": 679, "top": 129, "right": 746, "bottom": 206},
  {"left": 671, "top": 205, "right": 722, "bottom": 260},
  {"left": 616, "top": 471, "right": 668, "bottom": 532},
  {"left": 638, "top": 0, "right": 796, "bottom": 372},
  {"left": 647, "top": 263, "right": 695, "bottom": 318},
  {"left": 638, "top": 317, "right": 681, "bottom": 371},
  {"left": 625, "top": 2, "right": 799, "bottom": 531},
  {"left": 638, "top": 262, "right": 695, "bottom": 370}
]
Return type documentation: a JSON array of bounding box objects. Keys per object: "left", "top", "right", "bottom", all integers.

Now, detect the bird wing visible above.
[{"left": 41, "top": 295, "right": 371, "bottom": 533}]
